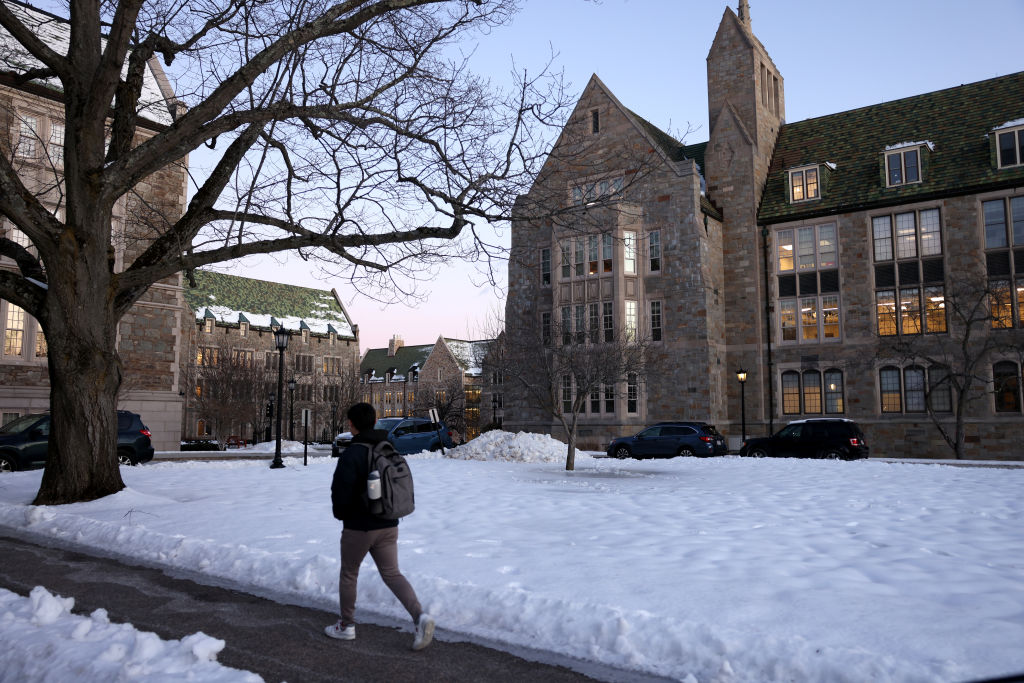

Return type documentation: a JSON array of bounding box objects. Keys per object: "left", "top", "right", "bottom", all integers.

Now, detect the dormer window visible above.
[
  {"left": 204, "top": 318, "right": 213, "bottom": 334},
  {"left": 239, "top": 321, "right": 248, "bottom": 337},
  {"left": 789, "top": 165, "right": 819, "bottom": 203},
  {"left": 996, "top": 123, "right": 1024, "bottom": 168},
  {"left": 884, "top": 142, "right": 931, "bottom": 187},
  {"left": 301, "top": 328, "right": 309, "bottom": 343}
]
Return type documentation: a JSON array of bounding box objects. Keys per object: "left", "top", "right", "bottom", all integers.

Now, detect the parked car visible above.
[
  {"left": 0, "top": 410, "right": 154, "bottom": 472},
  {"left": 607, "top": 422, "right": 727, "bottom": 459},
  {"left": 332, "top": 416, "right": 455, "bottom": 457},
  {"left": 739, "top": 418, "right": 869, "bottom": 460}
]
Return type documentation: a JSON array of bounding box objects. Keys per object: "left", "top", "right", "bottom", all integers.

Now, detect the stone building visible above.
[
  {"left": 182, "top": 270, "right": 360, "bottom": 445},
  {"left": 359, "top": 335, "right": 492, "bottom": 441},
  {"left": 0, "top": 1, "right": 189, "bottom": 450},
  {"left": 505, "top": 1, "right": 1024, "bottom": 459}
]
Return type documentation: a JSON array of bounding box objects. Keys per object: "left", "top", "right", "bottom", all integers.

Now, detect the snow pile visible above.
[
  {"left": 444, "top": 430, "right": 568, "bottom": 462},
  {"left": 0, "top": 586, "right": 261, "bottom": 682}
]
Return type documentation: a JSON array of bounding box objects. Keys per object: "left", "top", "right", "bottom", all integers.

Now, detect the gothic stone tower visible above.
[{"left": 705, "top": 2, "right": 785, "bottom": 436}]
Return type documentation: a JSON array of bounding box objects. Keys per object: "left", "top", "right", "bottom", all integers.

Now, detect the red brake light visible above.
[
  {"left": 700, "top": 436, "right": 712, "bottom": 442},
  {"left": 849, "top": 437, "right": 862, "bottom": 447},
  {"left": 140, "top": 429, "right": 152, "bottom": 437}
]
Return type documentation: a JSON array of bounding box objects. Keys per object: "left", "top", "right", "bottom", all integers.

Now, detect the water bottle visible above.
[{"left": 367, "top": 471, "right": 381, "bottom": 500}]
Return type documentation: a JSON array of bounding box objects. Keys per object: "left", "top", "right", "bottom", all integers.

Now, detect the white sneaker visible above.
[
  {"left": 324, "top": 620, "right": 355, "bottom": 640},
  {"left": 412, "top": 613, "right": 435, "bottom": 651}
]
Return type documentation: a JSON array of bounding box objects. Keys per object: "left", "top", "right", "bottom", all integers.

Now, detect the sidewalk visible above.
[{"left": 0, "top": 532, "right": 612, "bottom": 683}]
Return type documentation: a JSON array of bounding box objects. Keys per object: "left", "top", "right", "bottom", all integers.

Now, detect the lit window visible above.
[
  {"left": 802, "top": 370, "right": 822, "bottom": 414},
  {"left": 625, "top": 301, "right": 637, "bottom": 342},
  {"left": 873, "top": 208, "right": 945, "bottom": 336},
  {"left": 996, "top": 126, "right": 1024, "bottom": 169},
  {"left": 776, "top": 223, "right": 841, "bottom": 344},
  {"left": 789, "top": 166, "right": 819, "bottom": 202},
  {"left": 880, "top": 367, "right": 902, "bottom": 413},
  {"left": 885, "top": 147, "right": 921, "bottom": 187},
  {"left": 623, "top": 231, "right": 636, "bottom": 274},
  {"left": 588, "top": 236, "right": 598, "bottom": 275},
  {"left": 982, "top": 197, "right": 1024, "bottom": 328},
  {"left": 4, "top": 303, "right": 25, "bottom": 356}
]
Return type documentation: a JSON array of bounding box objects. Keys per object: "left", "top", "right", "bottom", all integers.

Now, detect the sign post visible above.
[
  {"left": 428, "top": 408, "right": 445, "bottom": 456},
  {"left": 302, "top": 408, "right": 311, "bottom": 466}
]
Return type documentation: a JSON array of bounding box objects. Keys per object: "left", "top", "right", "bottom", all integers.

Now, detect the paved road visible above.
[{"left": 0, "top": 533, "right": 648, "bottom": 683}]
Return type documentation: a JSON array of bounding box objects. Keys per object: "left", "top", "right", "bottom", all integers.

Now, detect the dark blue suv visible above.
[
  {"left": 0, "top": 411, "right": 154, "bottom": 472},
  {"left": 333, "top": 417, "right": 455, "bottom": 457},
  {"left": 607, "top": 422, "right": 727, "bottom": 459}
]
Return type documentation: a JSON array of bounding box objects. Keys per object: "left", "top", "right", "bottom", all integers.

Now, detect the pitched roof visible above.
[
  {"left": 183, "top": 270, "right": 355, "bottom": 339},
  {"left": 0, "top": 1, "right": 177, "bottom": 127},
  {"left": 759, "top": 71, "right": 1024, "bottom": 223},
  {"left": 360, "top": 344, "right": 433, "bottom": 382},
  {"left": 442, "top": 338, "right": 493, "bottom": 376}
]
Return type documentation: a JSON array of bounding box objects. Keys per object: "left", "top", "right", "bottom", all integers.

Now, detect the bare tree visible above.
[
  {"left": 412, "top": 372, "right": 466, "bottom": 436},
  {"left": 490, "top": 314, "right": 647, "bottom": 471},
  {"left": 0, "top": 0, "right": 573, "bottom": 504},
  {"left": 192, "top": 350, "right": 269, "bottom": 449},
  {"left": 875, "top": 268, "right": 1024, "bottom": 459}
]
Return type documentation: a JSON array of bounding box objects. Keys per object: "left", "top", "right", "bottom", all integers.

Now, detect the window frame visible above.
[
  {"left": 780, "top": 368, "right": 845, "bottom": 416},
  {"left": 648, "top": 230, "right": 661, "bottom": 272},
  {"left": 649, "top": 300, "right": 662, "bottom": 342},
  {"left": 995, "top": 125, "right": 1024, "bottom": 169},
  {"left": 993, "top": 361, "right": 1022, "bottom": 413},
  {"left": 774, "top": 223, "right": 842, "bottom": 344},
  {"left": 982, "top": 196, "right": 1024, "bottom": 328},
  {"left": 788, "top": 165, "right": 820, "bottom": 203},
  {"left": 884, "top": 146, "right": 922, "bottom": 187}
]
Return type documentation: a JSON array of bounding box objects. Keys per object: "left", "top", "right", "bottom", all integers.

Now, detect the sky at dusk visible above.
[{"left": 192, "top": 0, "right": 1024, "bottom": 354}]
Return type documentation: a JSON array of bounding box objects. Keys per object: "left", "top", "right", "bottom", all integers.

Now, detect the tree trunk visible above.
[{"left": 32, "top": 213, "right": 125, "bottom": 505}]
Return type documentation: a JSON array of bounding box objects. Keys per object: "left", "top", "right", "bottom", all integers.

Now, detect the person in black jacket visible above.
[{"left": 324, "top": 402, "right": 434, "bottom": 650}]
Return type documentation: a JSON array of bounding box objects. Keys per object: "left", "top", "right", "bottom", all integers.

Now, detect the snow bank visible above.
[
  {"left": 0, "top": 586, "right": 262, "bottom": 682},
  {"left": 444, "top": 430, "right": 569, "bottom": 462}
]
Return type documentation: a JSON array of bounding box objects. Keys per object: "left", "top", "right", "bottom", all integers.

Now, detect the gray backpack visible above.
[{"left": 359, "top": 441, "right": 415, "bottom": 519}]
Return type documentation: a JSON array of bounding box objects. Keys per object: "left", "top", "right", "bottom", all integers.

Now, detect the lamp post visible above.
[
  {"left": 270, "top": 328, "right": 290, "bottom": 469},
  {"left": 287, "top": 377, "right": 296, "bottom": 441},
  {"left": 736, "top": 368, "right": 748, "bottom": 442}
]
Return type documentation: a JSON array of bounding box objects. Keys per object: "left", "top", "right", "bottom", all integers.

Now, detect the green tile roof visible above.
[
  {"left": 361, "top": 344, "right": 434, "bottom": 381},
  {"left": 759, "top": 72, "right": 1024, "bottom": 223},
  {"left": 183, "top": 270, "right": 355, "bottom": 338}
]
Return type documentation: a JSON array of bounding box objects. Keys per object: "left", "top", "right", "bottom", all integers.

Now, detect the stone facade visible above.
[
  {"left": 505, "top": 3, "right": 1024, "bottom": 459},
  {"left": 0, "top": 27, "right": 189, "bottom": 450},
  {"left": 181, "top": 270, "right": 360, "bottom": 445}
]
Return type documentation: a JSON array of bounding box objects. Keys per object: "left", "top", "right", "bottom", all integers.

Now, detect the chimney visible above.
[
  {"left": 738, "top": 0, "right": 751, "bottom": 30},
  {"left": 388, "top": 335, "right": 404, "bottom": 357}
]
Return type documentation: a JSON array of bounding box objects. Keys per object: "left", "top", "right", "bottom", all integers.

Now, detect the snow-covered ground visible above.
[{"left": 1, "top": 430, "right": 1023, "bottom": 682}]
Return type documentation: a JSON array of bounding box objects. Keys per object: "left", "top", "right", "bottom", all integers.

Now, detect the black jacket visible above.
[{"left": 330, "top": 430, "right": 398, "bottom": 531}]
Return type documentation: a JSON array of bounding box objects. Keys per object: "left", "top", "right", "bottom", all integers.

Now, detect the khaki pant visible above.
[{"left": 340, "top": 526, "right": 422, "bottom": 625}]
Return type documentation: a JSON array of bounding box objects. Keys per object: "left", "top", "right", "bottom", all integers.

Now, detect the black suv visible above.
[
  {"left": 739, "top": 418, "right": 869, "bottom": 460},
  {"left": 607, "top": 422, "right": 727, "bottom": 459},
  {"left": 0, "top": 411, "right": 154, "bottom": 472}
]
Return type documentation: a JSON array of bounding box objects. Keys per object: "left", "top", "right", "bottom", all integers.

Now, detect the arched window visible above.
[
  {"left": 904, "top": 366, "right": 927, "bottom": 412},
  {"left": 824, "top": 369, "right": 844, "bottom": 413},
  {"left": 994, "top": 361, "right": 1021, "bottom": 413},
  {"left": 782, "top": 371, "right": 801, "bottom": 414},
  {"left": 802, "top": 370, "right": 822, "bottom": 413},
  {"left": 879, "top": 367, "right": 902, "bottom": 413}
]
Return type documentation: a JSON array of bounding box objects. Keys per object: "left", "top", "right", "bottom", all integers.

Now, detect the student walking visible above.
[{"left": 325, "top": 402, "right": 434, "bottom": 650}]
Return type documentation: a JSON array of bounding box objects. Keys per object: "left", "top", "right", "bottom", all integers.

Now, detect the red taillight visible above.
[
  {"left": 849, "top": 437, "right": 862, "bottom": 447},
  {"left": 700, "top": 436, "right": 712, "bottom": 442},
  {"left": 140, "top": 429, "right": 152, "bottom": 437}
]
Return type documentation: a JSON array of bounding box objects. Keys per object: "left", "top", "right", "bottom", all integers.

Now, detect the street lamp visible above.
[
  {"left": 287, "top": 377, "right": 296, "bottom": 441},
  {"left": 736, "top": 368, "right": 748, "bottom": 442},
  {"left": 270, "top": 327, "right": 290, "bottom": 469}
]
